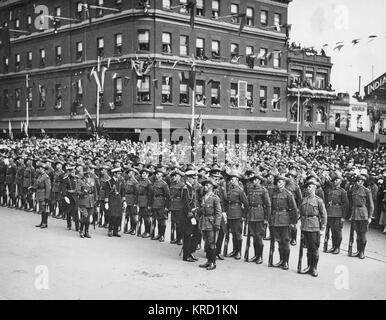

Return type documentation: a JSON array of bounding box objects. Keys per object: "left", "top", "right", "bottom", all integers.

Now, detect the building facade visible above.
[{"left": 0, "top": 0, "right": 294, "bottom": 139}]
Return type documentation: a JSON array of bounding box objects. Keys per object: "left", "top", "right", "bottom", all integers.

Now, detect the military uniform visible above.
[
  {"left": 286, "top": 180, "right": 302, "bottom": 246},
  {"left": 5, "top": 162, "right": 17, "bottom": 206},
  {"left": 137, "top": 175, "right": 153, "bottom": 237},
  {"left": 325, "top": 184, "right": 349, "bottom": 253},
  {"left": 151, "top": 177, "right": 170, "bottom": 241},
  {"left": 123, "top": 174, "right": 139, "bottom": 234},
  {"left": 349, "top": 181, "right": 374, "bottom": 258},
  {"left": 63, "top": 172, "right": 80, "bottom": 231},
  {"left": 270, "top": 186, "right": 297, "bottom": 269},
  {"left": 299, "top": 192, "right": 327, "bottom": 277},
  {"left": 214, "top": 180, "right": 227, "bottom": 258},
  {"left": 77, "top": 171, "right": 97, "bottom": 237},
  {"left": 22, "top": 163, "right": 35, "bottom": 210},
  {"left": 169, "top": 179, "right": 184, "bottom": 244},
  {"left": 98, "top": 170, "right": 110, "bottom": 227},
  {"left": 15, "top": 160, "right": 25, "bottom": 208},
  {"left": 51, "top": 167, "right": 65, "bottom": 218},
  {"left": 246, "top": 180, "right": 271, "bottom": 263},
  {"left": 34, "top": 166, "right": 52, "bottom": 228},
  {"left": 0, "top": 159, "right": 6, "bottom": 205}
]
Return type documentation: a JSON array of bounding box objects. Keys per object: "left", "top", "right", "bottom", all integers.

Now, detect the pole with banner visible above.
[
  {"left": 25, "top": 74, "right": 29, "bottom": 137},
  {"left": 296, "top": 85, "right": 300, "bottom": 141}
]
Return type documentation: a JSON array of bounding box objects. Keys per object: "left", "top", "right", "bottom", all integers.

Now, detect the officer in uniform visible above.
[
  {"left": 137, "top": 168, "right": 153, "bottom": 237},
  {"left": 63, "top": 165, "right": 80, "bottom": 231},
  {"left": 151, "top": 168, "right": 170, "bottom": 242},
  {"left": 0, "top": 155, "right": 6, "bottom": 206},
  {"left": 51, "top": 160, "right": 65, "bottom": 218},
  {"left": 270, "top": 175, "right": 297, "bottom": 270},
  {"left": 5, "top": 157, "right": 17, "bottom": 207},
  {"left": 286, "top": 169, "right": 303, "bottom": 246},
  {"left": 123, "top": 167, "right": 139, "bottom": 235},
  {"left": 103, "top": 167, "right": 126, "bottom": 237},
  {"left": 299, "top": 177, "right": 327, "bottom": 277},
  {"left": 98, "top": 165, "right": 111, "bottom": 228},
  {"left": 246, "top": 173, "right": 271, "bottom": 264},
  {"left": 34, "top": 163, "right": 52, "bottom": 229},
  {"left": 198, "top": 178, "right": 222, "bottom": 270},
  {"left": 325, "top": 172, "right": 349, "bottom": 254},
  {"left": 348, "top": 173, "right": 374, "bottom": 259},
  {"left": 169, "top": 169, "right": 185, "bottom": 245},
  {"left": 15, "top": 156, "right": 25, "bottom": 208},
  {"left": 22, "top": 157, "right": 35, "bottom": 211},
  {"left": 225, "top": 171, "right": 248, "bottom": 260},
  {"left": 181, "top": 170, "right": 200, "bottom": 262},
  {"left": 77, "top": 167, "right": 97, "bottom": 238}
]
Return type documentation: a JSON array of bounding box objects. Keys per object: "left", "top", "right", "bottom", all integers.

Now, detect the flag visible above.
[
  {"left": 112, "top": 72, "right": 118, "bottom": 79},
  {"left": 24, "top": 121, "right": 28, "bottom": 136},
  {"left": 274, "top": 23, "right": 281, "bottom": 32},
  {"left": 238, "top": 13, "right": 246, "bottom": 36},
  {"left": 352, "top": 39, "right": 360, "bottom": 45},
  {"left": 186, "top": 0, "right": 196, "bottom": 29},
  {"left": 83, "top": 4, "right": 92, "bottom": 24},
  {"left": 188, "top": 69, "right": 196, "bottom": 90},
  {"left": 84, "top": 108, "right": 95, "bottom": 133},
  {"left": 334, "top": 43, "right": 344, "bottom": 51},
  {"left": 368, "top": 35, "right": 378, "bottom": 42},
  {"left": 8, "top": 120, "right": 13, "bottom": 139},
  {"left": 0, "top": 27, "right": 11, "bottom": 57}
]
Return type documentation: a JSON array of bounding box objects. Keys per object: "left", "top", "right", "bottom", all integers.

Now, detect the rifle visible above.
[
  {"left": 348, "top": 220, "right": 354, "bottom": 256},
  {"left": 323, "top": 222, "right": 330, "bottom": 252},
  {"left": 244, "top": 222, "right": 251, "bottom": 261},
  {"left": 268, "top": 227, "right": 275, "bottom": 267},
  {"left": 223, "top": 223, "right": 230, "bottom": 256},
  {"left": 297, "top": 231, "right": 304, "bottom": 273}
]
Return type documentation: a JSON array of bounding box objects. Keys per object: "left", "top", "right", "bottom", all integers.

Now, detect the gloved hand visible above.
[
  {"left": 190, "top": 217, "right": 197, "bottom": 225},
  {"left": 105, "top": 202, "right": 109, "bottom": 210},
  {"left": 64, "top": 196, "right": 70, "bottom": 204}
]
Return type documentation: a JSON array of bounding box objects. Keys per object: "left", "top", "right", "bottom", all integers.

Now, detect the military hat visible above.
[
  {"left": 249, "top": 173, "right": 267, "bottom": 182},
  {"left": 170, "top": 169, "right": 184, "bottom": 177},
  {"left": 211, "top": 163, "right": 222, "bottom": 171},
  {"left": 198, "top": 166, "right": 210, "bottom": 173},
  {"left": 66, "top": 165, "right": 76, "bottom": 171},
  {"left": 227, "top": 170, "right": 241, "bottom": 179},
  {"left": 356, "top": 173, "right": 368, "bottom": 181},
  {"left": 201, "top": 178, "right": 218, "bottom": 188},
  {"left": 139, "top": 168, "right": 152, "bottom": 174},
  {"left": 35, "top": 162, "right": 45, "bottom": 169},
  {"left": 126, "top": 167, "right": 139, "bottom": 175},
  {"left": 185, "top": 170, "right": 197, "bottom": 177},
  {"left": 111, "top": 167, "right": 122, "bottom": 173},
  {"left": 331, "top": 172, "right": 343, "bottom": 181},
  {"left": 210, "top": 171, "right": 222, "bottom": 178},
  {"left": 274, "top": 175, "right": 290, "bottom": 184},
  {"left": 155, "top": 168, "right": 167, "bottom": 176},
  {"left": 286, "top": 169, "right": 298, "bottom": 178},
  {"left": 304, "top": 177, "right": 321, "bottom": 187}
]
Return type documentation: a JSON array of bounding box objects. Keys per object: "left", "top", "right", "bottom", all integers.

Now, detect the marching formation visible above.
[{"left": 0, "top": 137, "right": 385, "bottom": 277}]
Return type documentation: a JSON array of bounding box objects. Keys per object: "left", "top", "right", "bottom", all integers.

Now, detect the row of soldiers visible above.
[{"left": 0, "top": 153, "right": 376, "bottom": 275}]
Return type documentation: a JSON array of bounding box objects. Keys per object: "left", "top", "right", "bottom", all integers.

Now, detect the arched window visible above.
[{"left": 304, "top": 105, "right": 312, "bottom": 122}]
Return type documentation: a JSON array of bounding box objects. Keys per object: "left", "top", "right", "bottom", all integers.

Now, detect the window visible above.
[
  {"left": 316, "top": 73, "right": 327, "bottom": 89},
  {"left": 316, "top": 106, "right": 325, "bottom": 123},
  {"left": 14, "top": 18, "right": 19, "bottom": 29},
  {"left": 259, "top": 48, "right": 267, "bottom": 66},
  {"left": 26, "top": 15, "right": 32, "bottom": 28},
  {"left": 212, "top": 0, "right": 219, "bottom": 18},
  {"left": 3, "top": 57, "right": 8, "bottom": 73},
  {"left": 231, "top": 4, "right": 239, "bottom": 23},
  {"left": 273, "top": 51, "right": 281, "bottom": 68},
  {"left": 211, "top": 40, "right": 220, "bottom": 59},
  {"left": 290, "top": 70, "right": 302, "bottom": 86},
  {"left": 114, "top": 77, "right": 122, "bottom": 105},
  {"left": 15, "top": 88, "right": 21, "bottom": 110},
  {"left": 305, "top": 71, "right": 314, "bottom": 87},
  {"left": 3, "top": 89, "right": 9, "bottom": 110},
  {"left": 260, "top": 10, "right": 268, "bottom": 26},
  {"left": 246, "top": 7, "right": 254, "bottom": 26},
  {"left": 137, "top": 76, "right": 150, "bottom": 102},
  {"left": 179, "top": 77, "right": 189, "bottom": 104},
  {"left": 180, "top": 35, "right": 189, "bottom": 56},
  {"left": 162, "top": 33, "right": 172, "bottom": 54},
  {"left": 247, "top": 85, "right": 253, "bottom": 107},
  {"left": 230, "top": 83, "right": 238, "bottom": 107},
  {"left": 55, "top": 7, "right": 61, "bottom": 17},
  {"left": 196, "top": 38, "right": 204, "bottom": 58},
  {"left": 179, "top": 0, "right": 188, "bottom": 14},
  {"left": 304, "top": 105, "right": 312, "bottom": 122},
  {"left": 75, "top": 80, "right": 83, "bottom": 105},
  {"left": 39, "top": 85, "right": 46, "bottom": 108},
  {"left": 195, "top": 80, "right": 206, "bottom": 106},
  {"left": 196, "top": 0, "right": 204, "bottom": 16},
  {"left": 246, "top": 46, "right": 254, "bottom": 56},
  {"left": 290, "top": 103, "right": 298, "bottom": 122},
  {"left": 211, "top": 81, "right": 220, "bottom": 105},
  {"left": 27, "top": 51, "right": 32, "bottom": 68},
  {"left": 55, "top": 84, "right": 62, "bottom": 109},
  {"left": 272, "top": 87, "right": 280, "bottom": 110},
  {"left": 274, "top": 13, "right": 281, "bottom": 28},
  {"left": 27, "top": 87, "right": 32, "bottom": 109},
  {"left": 230, "top": 43, "right": 240, "bottom": 63},
  {"left": 246, "top": 46, "right": 255, "bottom": 68},
  {"left": 162, "top": 76, "right": 172, "bottom": 103},
  {"left": 15, "top": 53, "right": 20, "bottom": 72},
  {"left": 76, "top": 2, "right": 83, "bottom": 20},
  {"left": 97, "top": 37, "right": 104, "bottom": 57},
  {"left": 96, "top": 0, "right": 104, "bottom": 17},
  {"left": 76, "top": 41, "right": 83, "bottom": 61},
  {"left": 39, "top": 49, "right": 45, "bottom": 66},
  {"left": 114, "top": 34, "right": 122, "bottom": 55},
  {"left": 138, "top": 30, "right": 150, "bottom": 51},
  {"left": 259, "top": 86, "right": 267, "bottom": 109},
  {"left": 56, "top": 46, "right": 62, "bottom": 64},
  {"left": 162, "top": 0, "right": 171, "bottom": 9}
]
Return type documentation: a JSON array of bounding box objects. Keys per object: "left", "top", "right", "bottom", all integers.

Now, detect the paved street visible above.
[{"left": 0, "top": 206, "right": 385, "bottom": 300}]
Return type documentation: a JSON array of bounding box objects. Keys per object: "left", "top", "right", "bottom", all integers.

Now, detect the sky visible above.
[{"left": 288, "top": 0, "right": 386, "bottom": 96}]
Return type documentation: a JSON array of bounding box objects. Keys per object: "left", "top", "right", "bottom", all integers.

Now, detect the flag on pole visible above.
[
  {"left": 186, "top": 0, "right": 196, "bottom": 29},
  {"left": 188, "top": 70, "right": 196, "bottom": 90},
  {"left": 238, "top": 13, "right": 246, "bottom": 35},
  {"left": 8, "top": 120, "right": 13, "bottom": 139},
  {"left": 84, "top": 108, "right": 95, "bottom": 133}
]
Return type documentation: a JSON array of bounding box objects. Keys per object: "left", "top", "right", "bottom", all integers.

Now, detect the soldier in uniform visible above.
[
  {"left": 103, "top": 167, "right": 126, "bottom": 237},
  {"left": 198, "top": 178, "right": 222, "bottom": 270},
  {"left": 77, "top": 167, "right": 98, "bottom": 238},
  {"left": 325, "top": 172, "right": 349, "bottom": 254},
  {"left": 225, "top": 171, "right": 248, "bottom": 260},
  {"left": 22, "top": 158, "right": 35, "bottom": 211},
  {"left": 348, "top": 173, "right": 374, "bottom": 259},
  {"left": 34, "top": 163, "right": 52, "bottom": 229},
  {"left": 98, "top": 165, "right": 111, "bottom": 228},
  {"left": 169, "top": 169, "right": 185, "bottom": 245},
  {"left": 298, "top": 177, "right": 327, "bottom": 277},
  {"left": 286, "top": 169, "right": 303, "bottom": 246},
  {"left": 246, "top": 173, "right": 271, "bottom": 264},
  {"left": 270, "top": 175, "right": 298, "bottom": 270},
  {"left": 123, "top": 167, "right": 139, "bottom": 235},
  {"left": 263, "top": 171, "right": 276, "bottom": 240},
  {"left": 0, "top": 155, "right": 6, "bottom": 206},
  {"left": 151, "top": 168, "right": 170, "bottom": 242},
  {"left": 51, "top": 160, "right": 65, "bottom": 218},
  {"left": 15, "top": 156, "right": 25, "bottom": 209},
  {"left": 181, "top": 170, "right": 200, "bottom": 262},
  {"left": 5, "top": 157, "right": 17, "bottom": 207},
  {"left": 62, "top": 165, "right": 80, "bottom": 231},
  {"left": 137, "top": 168, "right": 153, "bottom": 237}
]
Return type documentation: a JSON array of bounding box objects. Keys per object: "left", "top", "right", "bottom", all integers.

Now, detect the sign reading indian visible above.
[{"left": 365, "top": 72, "right": 386, "bottom": 96}]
